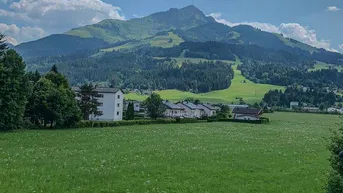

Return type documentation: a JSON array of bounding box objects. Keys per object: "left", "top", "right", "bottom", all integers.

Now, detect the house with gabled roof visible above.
[
  {"left": 176, "top": 101, "right": 202, "bottom": 118},
  {"left": 197, "top": 104, "right": 217, "bottom": 117},
  {"left": 232, "top": 107, "right": 262, "bottom": 121},
  {"left": 163, "top": 101, "right": 185, "bottom": 118}
]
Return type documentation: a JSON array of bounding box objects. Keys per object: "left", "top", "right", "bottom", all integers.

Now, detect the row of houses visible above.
[{"left": 72, "top": 87, "right": 263, "bottom": 121}]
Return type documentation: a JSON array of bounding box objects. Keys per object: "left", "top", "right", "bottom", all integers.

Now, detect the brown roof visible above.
[{"left": 232, "top": 107, "right": 262, "bottom": 115}]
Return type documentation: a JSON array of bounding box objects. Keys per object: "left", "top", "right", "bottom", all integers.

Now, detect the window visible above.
[
  {"left": 117, "top": 103, "right": 120, "bottom": 107},
  {"left": 98, "top": 94, "right": 104, "bottom": 98},
  {"left": 99, "top": 102, "right": 103, "bottom": 106},
  {"left": 117, "top": 95, "right": 121, "bottom": 99},
  {"left": 117, "top": 111, "right": 120, "bottom": 116}
]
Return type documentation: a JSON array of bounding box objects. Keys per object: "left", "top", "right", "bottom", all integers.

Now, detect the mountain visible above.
[
  {"left": 14, "top": 5, "right": 343, "bottom": 65},
  {"left": 65, "top": 5, "right": 215, "bottom": 43}
]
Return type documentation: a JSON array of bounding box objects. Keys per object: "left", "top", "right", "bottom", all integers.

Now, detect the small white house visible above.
[
  {"left": 232, "top": 107, "right": 262, "bottom": 121},
  {"left": 290, "top": 102, "right": 299, "bottom": 109},
  {"left": 197, "top": 104, "right": 217, "bottom": 117},
  {"left": 327, "top": 107, "right": 343, "bottom": 114},
  {"left": 124, "top": 100, "right": 143, "bottom": 112},
  {"left": 176, "top": 102, "right": 202, "bottom": 118},
  {"left": 74, "top": 87, "right": 124, "bottom": 121},
  {"left": 163, "top": 101, "right": 185, "bottom": 118}
]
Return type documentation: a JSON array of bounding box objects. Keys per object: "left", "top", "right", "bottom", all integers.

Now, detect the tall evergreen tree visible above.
[
  {"left": 0, "top": 33, "right": 8, "bottom": 58},
  {"left": 327, "top": 128, "right": 343, "bottom": 192},
  {"left": 126, "top": 102, "right": 135, "bottom": 120},
  {"left": 0, "top": 48, "right": 30, "bottom": 131},
  {"left": 144, "top": 93, "right": 166, "bottom": 119},
  {"left": 76, "top": 83, "right": 103, "bottom": 120}
]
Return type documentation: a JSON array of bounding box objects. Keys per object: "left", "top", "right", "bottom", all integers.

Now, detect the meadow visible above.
[
  {"left": 0, "top": 112, "right": 340, "bottom": 193},
  {"left": 126, "top": 60, "right": 284, "bottom": 104}
]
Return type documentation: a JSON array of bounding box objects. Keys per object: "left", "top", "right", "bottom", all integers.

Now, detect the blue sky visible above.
[{"left": 0, "top": 0, "right": 342, "bottom": 52}]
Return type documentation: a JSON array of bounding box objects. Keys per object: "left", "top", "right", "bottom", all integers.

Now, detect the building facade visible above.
[
  {"left": 163, "top": 101, "right": 185, "bottom": 117},
  {"left": 197, "top": 104, "right": 217, "bottom": 117},
  {"left": 232, "top": 107, "right": 262, "bottom": 121},
  {"left": 176, "top": 102, "right": 202, "bottom": 118},
  {"left": 74, "top": 87, "right": 124, "bottom": 121}
]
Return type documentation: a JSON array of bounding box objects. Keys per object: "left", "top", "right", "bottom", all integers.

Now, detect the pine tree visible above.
[
  {"left": 76, "top": 83, "right": 103, "bottom": 120},
  {"left": 0, "top": 48, "right": 30, "bottom": 131},
  {"left": 0, "top": 33, "right": 8, "bottom": 58},
  {"left": 126, "top": 102, "right": 135, "bottom": 120}
]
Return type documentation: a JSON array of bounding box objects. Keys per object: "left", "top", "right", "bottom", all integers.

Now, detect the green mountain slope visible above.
[{"left": 66, "top": 5, "right": 215, "bottom": 43}]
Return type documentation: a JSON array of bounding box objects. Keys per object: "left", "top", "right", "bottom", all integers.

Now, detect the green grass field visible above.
[
  {"left": 0, "top": 112, "right": 339, "bottom": 192},
  {"left": 126, "top": 59, "right": 284, "bottom": 104},
  {"left": 309, "top": 61, "right": 343, "bottom": 72}
]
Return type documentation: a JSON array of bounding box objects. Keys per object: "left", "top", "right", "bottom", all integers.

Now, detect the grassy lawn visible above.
[
  {"left": 308, "top": 61, "right": 343, "bottom": 72},
  {"left": 0, "top": 112, "right": 339, "bottom": 193},
  {"left": 126, "top": 59, "right": 284, "bottom": 104}
]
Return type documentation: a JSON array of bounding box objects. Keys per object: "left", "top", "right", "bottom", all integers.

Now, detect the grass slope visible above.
[
  {"left": 309, "top": 61, "right": 343, "bottom": 72},
  {"left": 101, "top": 32, "right": 184, "bottom": 52},
  {"left": 0, "top": 112, "right": 336, "bottom": 193},
  {"left": 126, "top": 59, "right": 284, "bottom": 104}
]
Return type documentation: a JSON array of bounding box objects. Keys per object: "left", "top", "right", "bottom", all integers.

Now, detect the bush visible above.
[{"left": 217, "top": 118, "right": 269, "bottom": 124}]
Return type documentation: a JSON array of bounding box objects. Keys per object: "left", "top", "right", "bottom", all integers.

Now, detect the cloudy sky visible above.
[{"left": 0, "top": 0, "right": 342, "bottom": 52}]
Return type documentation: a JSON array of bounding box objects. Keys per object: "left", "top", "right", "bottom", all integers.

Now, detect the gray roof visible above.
[
  {"left": 163, "top": 101, "right": 184, "bottom": 110},
  {"left": 201, "top": 104, "right": 216, "bottom": 110},
  {"left": 72, "top": 87, "right": 122, "bottom": 94},
  {"left": 179, "top": 102, "right": 200, "bottom": 110},
  {"left": 232, "top": 107, "right": 262, "bottom": 115}
]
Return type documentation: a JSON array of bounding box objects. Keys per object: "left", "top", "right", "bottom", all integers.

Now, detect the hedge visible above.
[
  {"left": 76, "top": 118, "right": 205, "bottom": 128},
  {"left": 209, "top": 117, "right": 270, "bottom": 124}
]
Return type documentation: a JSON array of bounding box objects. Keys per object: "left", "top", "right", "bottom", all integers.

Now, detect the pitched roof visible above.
[
  {"left": 202, "top": 104, "right": 216, "bottom": 110},
  {"left": 72, "top": 87, "right": 122, "bottom": 94},
  {"left": 163, "top": 101, "right": 184, "bottom": 110},
  {"left": 178, "top": 102, "right": 199, "bottom": 110},
  {"left": 232, "top": 107, "right": 262, "bottom": 115}
]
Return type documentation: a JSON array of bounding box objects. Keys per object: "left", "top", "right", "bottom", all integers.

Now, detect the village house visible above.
[
  {"left": 176, "top": 102, "right": 202, "bottom": 118},
  {"left": 228, "top": 104, "right": 249, "bottom": 110},
  {"left": 163, "top": 101, "right": 185, "bottom": 118},
  {"left": 290, "top": 101, "right": 299, "bottom": 109},
  {"left": 327, "top": 107, "right": 343, "bottom": 114},
  {"left": 73, "top": 87, "right": 124, "bottom": 121},
  {"left": 232, "top": 107, "right": 263, "bottom": 121},
  {"left": 303, "top": 107, "right": 320, "bottom": 113},
  {"left": 124, "top": 100, "right": 143, "bottom": 112},
  {"left": 197, "top": 104, "right": 217, "bottom": 117}
]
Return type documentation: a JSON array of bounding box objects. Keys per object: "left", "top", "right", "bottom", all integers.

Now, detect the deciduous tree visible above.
[{"left": 144, "top": 93, "right": 165, "bottom": 119}]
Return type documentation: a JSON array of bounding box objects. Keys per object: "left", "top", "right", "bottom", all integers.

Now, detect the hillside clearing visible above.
[
  {"left": 0, "top": 112, "right": 337, "bottom": 193},
  {"left": 126, "top": 59, "right": 284, "bottom": 103},
  {"left": 309, "top": 61, "right": 343, "bottom": 72}
]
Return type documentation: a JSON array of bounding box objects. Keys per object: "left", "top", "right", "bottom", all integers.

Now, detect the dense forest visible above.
[
  {"left": 29, "top": 51, "right": 234, "bottom": 93},
  {"left": 262, "top": 86, "right": 340, "bottom": 108},
  {"left": 239, "top": 60, "right": 343, "bottom": 88}
]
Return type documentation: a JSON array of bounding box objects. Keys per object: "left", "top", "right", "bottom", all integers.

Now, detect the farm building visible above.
[
  {"left": 232, "top": 107, "right": 263, "bottom": 121},
  {"left": 163, "top": 101, "right": 185, "bottom": 118},
  {"left": 73, "top": 87, "right": 124, "bottom": 121}
]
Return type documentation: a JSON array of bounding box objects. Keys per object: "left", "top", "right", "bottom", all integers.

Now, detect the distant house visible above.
[
  {"left": 228, "top": 104, "right": 249, "bottom": 110},
  {"left": 197, "top": 104, "right": 217, "bottom": 117},
  {"left": 303, "top": 107, "right": 320, "bottom": 113},
  {"left": 73, "top": 87, "right": 124, "bottom": 121},
  {"left": 163, "top": 101, "right": 185, "bottom": 118},
  {"left": 290, "top": 102, "right": 299, "bottom": 109},
  {"left": 124, "top": 100, "right": 143, "bottom": 112},
  {"left": 176, "top": 102, "right": 201, "bottom": 118},
  {"left": 232, "top": 107, "right": 262, "bottom": 121},
  {"left": 327, "top": 107, "right": 343, "bottom": 114}
]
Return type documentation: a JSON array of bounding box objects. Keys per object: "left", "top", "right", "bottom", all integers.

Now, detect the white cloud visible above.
[
  {"left": 0, "top": 0, "right": 125, "bottom": 43},
  {"left": 339, "top": 44, "right": 343, "bottom": 51},
  {"left": 327, "top": 6, "right": 341, "bottom": 12},
  {"left": 0, "top": 23, "right": 45, "bottom": 45},
  {"left": 209, "top": 12, "right": 333, "bottom": 51}
]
